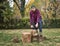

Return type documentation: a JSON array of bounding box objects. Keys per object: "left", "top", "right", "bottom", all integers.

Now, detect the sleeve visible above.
[
  {"left": 30, "top": 12, "right": 33, "bottom": 25},
  {"left": 37, "top": 10, "right": 42, "bottom": 23}
]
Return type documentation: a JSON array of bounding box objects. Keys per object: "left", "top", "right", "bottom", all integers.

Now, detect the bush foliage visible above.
[{"left": 0, "top": 17, "right": 60, "bottom": 29}]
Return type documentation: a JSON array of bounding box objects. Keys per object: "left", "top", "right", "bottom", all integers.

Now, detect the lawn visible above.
[{"left": 0, "top": 29, "right": 60, "bottom": 46}]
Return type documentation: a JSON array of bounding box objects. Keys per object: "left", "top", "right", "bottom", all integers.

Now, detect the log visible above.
[{"left": 31, "top": 30, "right": 39, "bottom": 42}]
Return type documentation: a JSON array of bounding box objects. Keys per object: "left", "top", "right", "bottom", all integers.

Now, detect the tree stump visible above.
[
  {"left": 12, "top": 36, "right": 19, "bottom": 43},
  {"left": 22, "top": 32, "right": 31, "bottom": 43}
]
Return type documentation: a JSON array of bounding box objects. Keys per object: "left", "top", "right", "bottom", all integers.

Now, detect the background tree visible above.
[
  {"left": 0, "top": 0, "right": 14, "bottom": 28},
  {"left": 13, "top": 0, "right": 25, "bottom": 17}
]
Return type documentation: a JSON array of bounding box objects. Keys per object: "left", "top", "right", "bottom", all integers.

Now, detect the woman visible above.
[{"left": 30, "top": 5, "right": 43, "bottom": 38}]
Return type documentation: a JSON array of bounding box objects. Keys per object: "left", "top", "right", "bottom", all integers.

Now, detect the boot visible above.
[
  {"left": 39, "top": 32, "right": 44, "bottom": 41},
  {"left": 39, "top": 32, "right": 43, "bottom": 38}
]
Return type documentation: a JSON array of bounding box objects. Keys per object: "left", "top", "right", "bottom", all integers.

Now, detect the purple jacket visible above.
[{"left": 30, "top": 9, "right": 42, "bottom": 25}]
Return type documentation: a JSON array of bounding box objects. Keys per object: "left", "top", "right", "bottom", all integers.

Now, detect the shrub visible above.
[{"left": 0, "top": 17, "right": 60, "bottom": 29}]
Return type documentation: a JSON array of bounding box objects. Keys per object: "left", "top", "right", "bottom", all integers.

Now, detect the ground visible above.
[{"left": 0, "top": 29, "right": 60, "bottom": 46}]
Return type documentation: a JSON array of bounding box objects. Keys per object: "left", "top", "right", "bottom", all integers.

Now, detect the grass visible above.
[{"left": 0, "top": 29, "right": 60, "bottom": 46}]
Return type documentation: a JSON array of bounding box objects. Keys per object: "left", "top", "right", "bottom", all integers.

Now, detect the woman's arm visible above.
[
  {"left": 30, "top": 11, "right": 33, "bottom": 25},
  {"left": 37, "top": 10, "right": 42, "bottom": 23}
]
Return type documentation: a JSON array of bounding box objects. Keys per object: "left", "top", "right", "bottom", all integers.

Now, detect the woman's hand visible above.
[
  {"left": 31, "top": 25, "right": 34, "bottom": 28},
  {"left": 35, "top": 23, "right": 38, "bottom": 28}
]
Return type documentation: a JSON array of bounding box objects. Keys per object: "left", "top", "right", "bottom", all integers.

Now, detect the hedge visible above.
[{"left": 0, "top": 18, "right": 60, "bottom": 29}]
